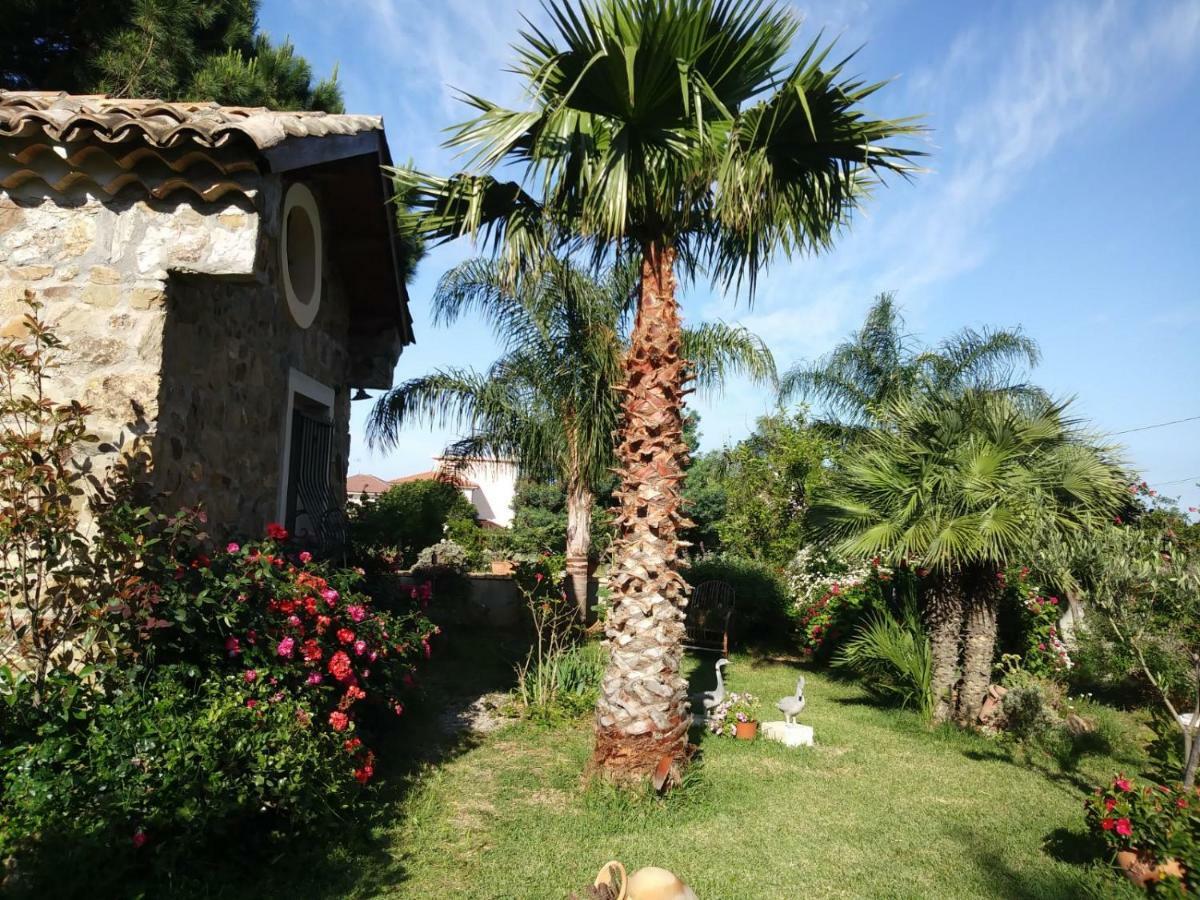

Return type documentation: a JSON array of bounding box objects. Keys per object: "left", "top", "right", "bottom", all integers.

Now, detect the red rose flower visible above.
[
  {"left": 337, "top": 628, "right": 355, "bottom": 645},
  {"left": 328, "top": 710, "right": 349, "bottom": 732},
  {"left": 328, "top": 650, "right": 353, "bottom": 681},
  {"left": 301, "top": 639, "right": 323, "bottom": 662},
  {"left": 266, "top": 522, "right": 289, "bottom": 541}
]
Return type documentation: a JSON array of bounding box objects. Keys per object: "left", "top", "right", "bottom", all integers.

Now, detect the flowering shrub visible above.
[
  {"left": 707, "top": 692, "right": 761, "bottom": 737},
  {"left": 789, "top": 546, "right": 890, "bottom": 660},
  {"left": 0, "top": 665, "right": 354, "bottom": 887},
  {"left": 0, "top": 518, "right": 437, "bottom": 891},
  {"left": 1003, "top": 566, "right": 1072, "bottom": 676},
  {"left": 1086, "top": 774, "right": 1199, "bottom": 890},
  {"left": 188, "top": 524, "right": 437, "bottom": 762}
]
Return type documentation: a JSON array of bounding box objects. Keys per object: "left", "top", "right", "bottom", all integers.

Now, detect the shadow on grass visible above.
[
  {"left": 176, "top": 628, "right": 531, "bottom": 899},
  {"left": 943, "top": 824, "right": 1112, "bottom": 900}
]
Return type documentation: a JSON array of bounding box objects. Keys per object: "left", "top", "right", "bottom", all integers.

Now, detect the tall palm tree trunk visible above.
[
  {"left": 564, "top": 475, "right": 594, "bottom": 621},
  {"left": 593, "top": 243, "right": 692, "bottom": 783},
  {"left": 956, "top": 568, "right": 999, "bottom": 726},
  {"left": 925, "top": 571, "right": 965, "bottom": 724}
]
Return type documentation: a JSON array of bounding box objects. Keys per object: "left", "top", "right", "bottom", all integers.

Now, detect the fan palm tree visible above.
[
  {"left": 367, "top": 255, "right": 775, "bottom": 617},
  {"left": 390, "top": 0, "right": 922, "bottom": 780},
  {"left": 779, "top": 293, "right": 1042, "bottom": 430},
  {"left": 813, "top": 390, "right": 1124, "bottom": 724}
]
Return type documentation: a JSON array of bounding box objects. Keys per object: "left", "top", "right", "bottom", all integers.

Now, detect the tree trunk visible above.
[
  {"left": 1184, "top": 722, "right": 1200, "bottom": 791},
  {"left": 925, "top": 571, "right": 965, "bottom": 725},
  {"left": 592, "top": 242, "right": 693, "bottom": 784},
  {"left": 957, "top": 570, "right": 999, "bottom": 726},
  {"left": 564, "top": 479, "right": 594, "bottom": 622}
]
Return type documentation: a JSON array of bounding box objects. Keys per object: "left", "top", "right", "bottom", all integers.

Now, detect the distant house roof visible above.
[
  {"left": 346, "top": 473, "right": 393, "bottom": 496},
  {"left": 390, "top": 470, "right": 479, "bottom": 490}
]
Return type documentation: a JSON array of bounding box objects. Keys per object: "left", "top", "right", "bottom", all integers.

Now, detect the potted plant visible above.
[
  {"left": 1086, "top": 774, "right": 1196, "bottom": 890},
  {"left": 712, "top": 692, "right": 760, "bottom": 740}
]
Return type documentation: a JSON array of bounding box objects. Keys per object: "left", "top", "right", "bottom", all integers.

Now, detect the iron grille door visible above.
[{"left": 286, "top": 409, "right": 336, "bottom": 545}]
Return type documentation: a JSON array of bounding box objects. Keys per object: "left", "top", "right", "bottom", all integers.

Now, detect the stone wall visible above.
[{"left": 0, "top": 153, "right": 356, "bottom": 541}]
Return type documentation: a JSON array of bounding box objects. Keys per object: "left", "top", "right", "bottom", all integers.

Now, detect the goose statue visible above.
[
  {"left": 776, "top": 676, "right": 806, "bottom": 724},
  {"left": 689, "top": 658, "right": 728, "bottom": 715}
]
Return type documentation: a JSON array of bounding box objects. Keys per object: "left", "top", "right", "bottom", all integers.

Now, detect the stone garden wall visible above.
[{"left": 0, "top": 162, "right": 354, "bottom": 541}]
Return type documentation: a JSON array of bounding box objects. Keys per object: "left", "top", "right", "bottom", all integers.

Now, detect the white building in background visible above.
[{"left": 346, "top": 456, "right": 518, "bottom": 527}]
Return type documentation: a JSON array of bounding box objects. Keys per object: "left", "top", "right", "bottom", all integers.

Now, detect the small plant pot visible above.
[
  {"left": 490, "top": 560, "right": 515, "bottom": 576},
  {"left": 734, "top": 721, "right": 758, "bottom": 741},
  {"left": 1116, "top": 849, "right": 1184, "bottom": 888}
]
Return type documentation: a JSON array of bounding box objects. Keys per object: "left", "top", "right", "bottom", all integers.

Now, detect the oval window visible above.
[{"left": 281, "top": 182, "right": 322, "bottom": 328}]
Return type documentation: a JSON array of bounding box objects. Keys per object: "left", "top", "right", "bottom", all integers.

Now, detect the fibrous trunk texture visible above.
[
  {"left": 956, "top": 569, "right": 999, "bottom": 726},
  {"left": 564, "top": 480, "right": 594, "bottom": 621},
  {"left": 593, "top": 243, "right": 692, "bottom": 783},
  {"left": 925, "top": 572, "right": 965, "bottom": 725}
]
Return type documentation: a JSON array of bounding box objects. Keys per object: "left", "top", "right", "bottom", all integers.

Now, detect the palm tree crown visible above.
[
  {"left": 813, "top": 389, "right": 1124, "bottom": 572},
  {"left": 394, "top": 0, "right": 923, "bottom": 286},
  {"left": 779, "top": 293, "right": 1042, "bottom": 428}
]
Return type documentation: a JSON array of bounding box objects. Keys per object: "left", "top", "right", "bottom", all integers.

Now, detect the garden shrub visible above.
[
  {"left": 0, "top": 665, "right": 354, "bottom": 890},
  {"left": 348, "top": 479, "right": 478, "bottom": 568},
  {"left": 788, "top": 546, "right": 899, "bottom": 660},
  {"left": 411, "top": 537, "right": 472, "bottom": 608},
  {"left": 684, "top": 553, "right": 790, "bottom": 639}
]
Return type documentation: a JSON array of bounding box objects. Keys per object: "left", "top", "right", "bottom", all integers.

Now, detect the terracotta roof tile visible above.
[
  {"left": 0, "top": 91, "right": 382, "bottom": 150},
  {"left": 346, "top": 473, "right": 393, "bottom": 495}
]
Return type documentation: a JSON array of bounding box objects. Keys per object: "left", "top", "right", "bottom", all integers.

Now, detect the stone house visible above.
[{"left": 0, "top": 91, "right": 413, "bottom": 544}]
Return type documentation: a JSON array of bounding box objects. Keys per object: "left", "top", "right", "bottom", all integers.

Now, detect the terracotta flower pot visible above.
[
  {"left": 734, "top": 721, "right": 758, "bottom": 741},
  {"left": 1116, "top": 849, "right": 1185, "bottom": 888},
  {"left": 490, "top": 559, "right": 514, "bottom": 576}
]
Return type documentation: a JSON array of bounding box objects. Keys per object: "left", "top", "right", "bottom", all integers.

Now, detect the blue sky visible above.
[{"left": 261, "top": 0, "right": 1200, "bottom": 514}]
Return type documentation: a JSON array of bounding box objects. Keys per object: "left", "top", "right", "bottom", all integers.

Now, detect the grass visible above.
[{"left": 205, "top": 637, "right": 1145, "bottom": 899}]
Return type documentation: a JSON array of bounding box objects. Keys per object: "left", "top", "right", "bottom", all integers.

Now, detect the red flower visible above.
[
  {"left": 266, "top": 522, "right": 289, "bottom": 541},
  {"left": 343, "top": 737, "right": 363, "bottom": 753},
  {"left": 328, "top": 710, "right": 349, "bottom": 732},
  {"left": 1104, "top": 797, "right": 1117, "bottom": 812},
  {"left": 1115, "top": 818, "right": 1133, "bottom": 838},
  {"left": 301, "top": 639, "right": 323, "bottom": 663},
  {"left": 1114, "top": 777, "right": 1133, "bottom": 792},
  {"left": 328, "top": 650, "right": 353, "bottom": 681},
  {"left": 132, "top": 830, "right": 148, "bottom": 849},
  {"left": 1100, "top": 817, "right": 1116, "bottom": 831},
  {"left": 337, "top": 628, "right": 355, "bottom": 645}
]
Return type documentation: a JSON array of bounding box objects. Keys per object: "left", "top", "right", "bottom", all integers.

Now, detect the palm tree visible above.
[
  {"left": 391, "top": 0, "right": 922, "bottom": 781},
  {"left": 367, "top": 255, "right": 775, "bottom": 617},
  {"left": 813, "top": 390, "right": 1124, "bottom": 724},
  {"left": 779, "top": 293, "right": 1042, "bottom": 430}
]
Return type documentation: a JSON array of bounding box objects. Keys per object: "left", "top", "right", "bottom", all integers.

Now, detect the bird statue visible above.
[
  {"left": 688, "top": 658, "right": 728, "bottom": 716},
  {"left": 776, "top": 676, "right": 806, "bottom": 725}
]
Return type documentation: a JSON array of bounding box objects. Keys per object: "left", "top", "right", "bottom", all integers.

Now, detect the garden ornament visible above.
[
  {"left": 688, "top": 658, "right": 728, "bottom": 714},
  {"left": 775, "top": 676, "right": 806, "bottom": 724},
  {"left": 581, "top": 860, "right": 699, "bottom": 900}
]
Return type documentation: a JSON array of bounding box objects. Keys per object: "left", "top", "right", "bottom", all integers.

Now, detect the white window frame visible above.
[{"left": 275, "top": 368, "right": 336, "bottom": 524}]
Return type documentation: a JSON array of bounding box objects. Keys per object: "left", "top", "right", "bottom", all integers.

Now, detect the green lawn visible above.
[
  {"left": 235, "top": 637, "right": 1140, "bottom": 900},
  {"left": 192, "top": 633, "right": 1143, "bottom": 899}
]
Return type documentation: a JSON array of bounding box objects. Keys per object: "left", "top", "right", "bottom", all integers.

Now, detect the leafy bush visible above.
[
  {"left": 684, "top": 553, "right": 790, "bottom": 639},
  {"left": 789, "top": 546, "right": 898, "bottom": 660},
  {"left": 498, "top": 478, "right": 614, "bottom": 560},
  {"left": 835, "top": 601, "right": 933, "bottom": 721},
  {"left": 1086, "top": 775, "right": 1198, "bottom": 891},
  {"left": 348, "top": 479, "right": 478, "bottom": 568},
  {"left": 0, "top": 665, "right": 354, "bottom": 889}
]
